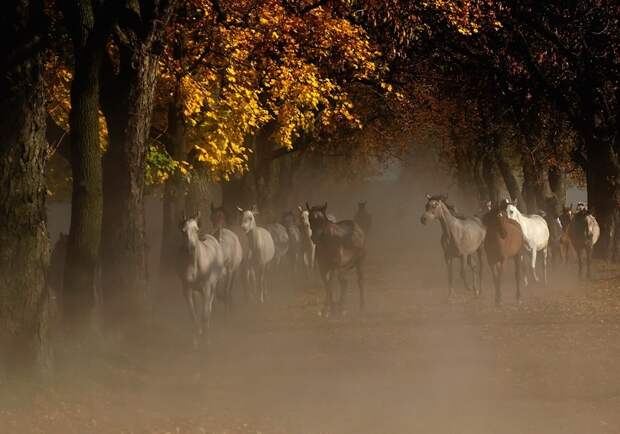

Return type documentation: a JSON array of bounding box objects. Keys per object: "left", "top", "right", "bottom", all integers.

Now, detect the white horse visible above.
[
  {"left": 298, "top": 206, "right": 316, "bottom": 277},
  {"left": 178, "top": 215, "right": 225, "bottom": 347},
  {"left": 238, "top": 207, "right": 275, "bottom": 303},
  {"left": 504, "top": 199, "right": 550, "bottom": 285}
]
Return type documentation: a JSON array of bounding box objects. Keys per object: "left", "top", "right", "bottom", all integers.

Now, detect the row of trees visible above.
[
  {"left": 1, "top": 0, "right": 618, "bottom": 377},
  {"left": 0, "top": 0, "right": 409, "bottom": 377}
]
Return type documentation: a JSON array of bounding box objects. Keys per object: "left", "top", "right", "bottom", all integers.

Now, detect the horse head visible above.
[
  {"left": 488, "top": 205, "right": 511, "bottom": 239},
  {"left": 503, "top": 199, "right": 521, "bottom": 222},
  {"left": 421, "top": 194, "right": 447, "bottom": 224},
  {"left": 180, "top": 213, "right": 201, "bottom": 248},
  {"left": 238, "top": 206, "right": 258, "bottom": 233},
  {"left": 306, "top": 202, "right": 329, "bottom": 236},
  {"left": 298, "top": 205, "right": 311, "bottom": 227}
]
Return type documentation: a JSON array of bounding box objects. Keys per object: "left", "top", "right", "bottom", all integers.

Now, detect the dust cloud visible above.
[{"left": 3, "top": 159, "right": 620, "bottom": 434}]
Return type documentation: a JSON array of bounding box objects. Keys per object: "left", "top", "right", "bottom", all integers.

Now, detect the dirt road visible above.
[{"left": 3, "top": 247, "right": 620, "bottom": 434}]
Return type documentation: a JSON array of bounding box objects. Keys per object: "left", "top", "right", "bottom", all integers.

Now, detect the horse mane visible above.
[
  {"left": 427, "top": 195, "right": 467, "bottom": 219},
  {"left": 443, "top": 201, "right": 467, "bottom": 220}
]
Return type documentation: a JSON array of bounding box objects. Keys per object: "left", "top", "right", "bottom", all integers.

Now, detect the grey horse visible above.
[
  {"left": 178, "top": 215, "right": 225, "bottom": 348},
  {"left": 420, "top": 194, "right": 486, "bottom": 297},
  {"left": 265, "top": 222, "right": 289, "bottom": 268},
  {"left": 238, "top": 207, "right": 275, "bottom": 303},
  {"left": 212, "top": 227, "right": 242, "bottom": 311}
]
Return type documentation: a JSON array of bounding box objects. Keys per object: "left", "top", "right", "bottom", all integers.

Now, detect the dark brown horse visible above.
[
  {"left": 483, "top": 204, "right": 525, "bottom": 305},
  {"left": 306, "top": 202, "right": 366, "bottom": 317}
]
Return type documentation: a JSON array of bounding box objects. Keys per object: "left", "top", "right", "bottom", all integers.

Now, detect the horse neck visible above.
[{"left": 438, "top": 202, "right": 459, "bottom": 235}]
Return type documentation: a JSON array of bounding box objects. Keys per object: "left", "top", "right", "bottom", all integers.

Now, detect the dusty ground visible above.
[{"left": 2, "top": 243, "right": 620, "bottom": 434}]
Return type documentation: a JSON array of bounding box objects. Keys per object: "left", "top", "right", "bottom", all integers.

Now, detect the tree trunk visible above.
[
  {"left": 481, "top": 153, "right": 501, "bottom": 204},
  {"left": 0, "top": 0, "right": 51, "bottom": 376},
  {"left": 496, "top": 151, "right": 525, "bottom": 210},
  {"left": 521, "top": 150, "right": 539, "bottom": 214},
  {"left": 160, "top": 85, "right": 187, "bottom": 275},
  {"left": 100, "top": 47, "right": 158, "bottom": 329},
  {"left": 585, "top": 140, "right": 619, "bottom": 259},
  {"left": 62, "top": 1, "right": 106, "bottom": 328},
  {"left": 548, "top": 166, "right": 566, "bottom": 207}
]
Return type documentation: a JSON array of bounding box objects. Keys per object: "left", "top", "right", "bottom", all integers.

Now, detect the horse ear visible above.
[
  {"left": 305, "top": 202, "right": 310, "bottom": 211},
  {"left": 322, "top": 202, "right": 327, "bottom": 211},
  {"left": 426, "top": 194, "right": 431, "bottom": 200},
  {"left": 486, "top": 200, "right": 492, "bottom": 209},
  {"left": 236, "top": 206, "right": 244, "bottom": 213},
  {"left": 512, "top": 197, "right": 518, "bottom": 206},
  {"left": 251, "top": 204, "right": 258, "bottom": 214},
  {"left": 298, "top": 205, "right": 303, "bottom": 213},
  {"left": 195, "top": 210, "right": 201, "bottom": 220}
]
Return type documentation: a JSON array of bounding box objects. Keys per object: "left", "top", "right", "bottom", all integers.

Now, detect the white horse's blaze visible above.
[{"left": 505, "top": 203, "right": 550, "bottom": 284}]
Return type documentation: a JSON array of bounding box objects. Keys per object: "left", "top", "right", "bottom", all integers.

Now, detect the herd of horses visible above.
[
  {"left": 421, "top": 195, "right": 601, "bottom": 305},
  {"left": 178, "top": 202, "right": 372, "bottom": 346},
  {"left": 48, "top": 193, "right": 600, "bottom": 347}
]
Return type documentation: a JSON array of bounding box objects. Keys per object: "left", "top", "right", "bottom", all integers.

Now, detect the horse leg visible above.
[
  {"left": 477, "top": 249, "right": 484, "bottom": 296},
  {"left": 576, "top": 248, "right": 583, "bottom": 280},
  {"left": 182, "top": 284, "right": 200, "bottom": 349},
  {"left": 356, "top": 260, "right": 366, "bottom": 311},
  {"left": 586, "top": 246, "right": 593, "bottom": 279},
  {"left": 202, "top": 283, "right": 216, "bottom": 345},
  {"left": 337, "top": 270, "right": 348, "bottom": 315},
  {"left": 467, "top": 255, "right": 476, "bottom": 294},
  {"left": 460, "top": 255, "right": 471, "bottom": 291},
  {"left": 445, "top": 256, "right": 454, "bottom": 299},
  {"left": 258, "top": 265, "right": 267, "bottom": 304},
  {"left": 514, "top": 255, "right": 522, "bottom": 303},
  {"left": 530, "top": 248, "right": 539, "bottom": 282},
  {"left": 490, "top": 262, "right": 500, "bottom": 305},
  {"left": 495, "top": 261, "right": 504, "bottom": 305},
  {"left": 226, "top": 270, "right": 236, "bottom": 311},
  {"left": 320, "top": 269, "right": 333, "bottom": 317},
  {"left": 542, "top": 248, "right": 548, "bottom": 287}
]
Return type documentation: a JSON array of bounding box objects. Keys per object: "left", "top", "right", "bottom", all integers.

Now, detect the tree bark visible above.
[
  {"left": 100, "top": 45, "right": 159, "bottom": 329},
  {"left": 0, "top": 0, "right": 52, "bottom": 377},
  {"left": 61, "top": 0, "right": 108, "bottom": 329}
]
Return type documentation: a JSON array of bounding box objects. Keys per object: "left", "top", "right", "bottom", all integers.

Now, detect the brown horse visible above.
[
  {"left": 568, "top": 204, "right": 600, "bottom": 279},
  {"left": 306, "top": 202, "right": 366, "bottom": 317},
  {"left": 483, "top": 204, "right": 525, "bottom": 305}
]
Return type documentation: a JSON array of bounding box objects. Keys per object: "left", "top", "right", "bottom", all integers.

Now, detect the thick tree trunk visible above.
[
  {"left": 160, "top": 86, "right": 187, "bottom": 275},
  {"left": 496, "top": 151, "right": 525, "bottom": 210},
  {"left": 0, "top": 0, "right": 51, "bottom": 376},
  {"left": 521, "top": 150, "right": 540, "bottom": 214},
  {"left": 100, "top": 48, "right": 158, "bottom": 328},
  {"left": 585, "top": 141, "right": 618, "bottom": 259},
  {"left": 548, "top": 166, "right": 566, "bottom": 207},
  {"left": 62, "top": 6, "right": 105, "bottom": 328},
  {"left": 481, "top": 153, "right": 501, "bottom": 204}
]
